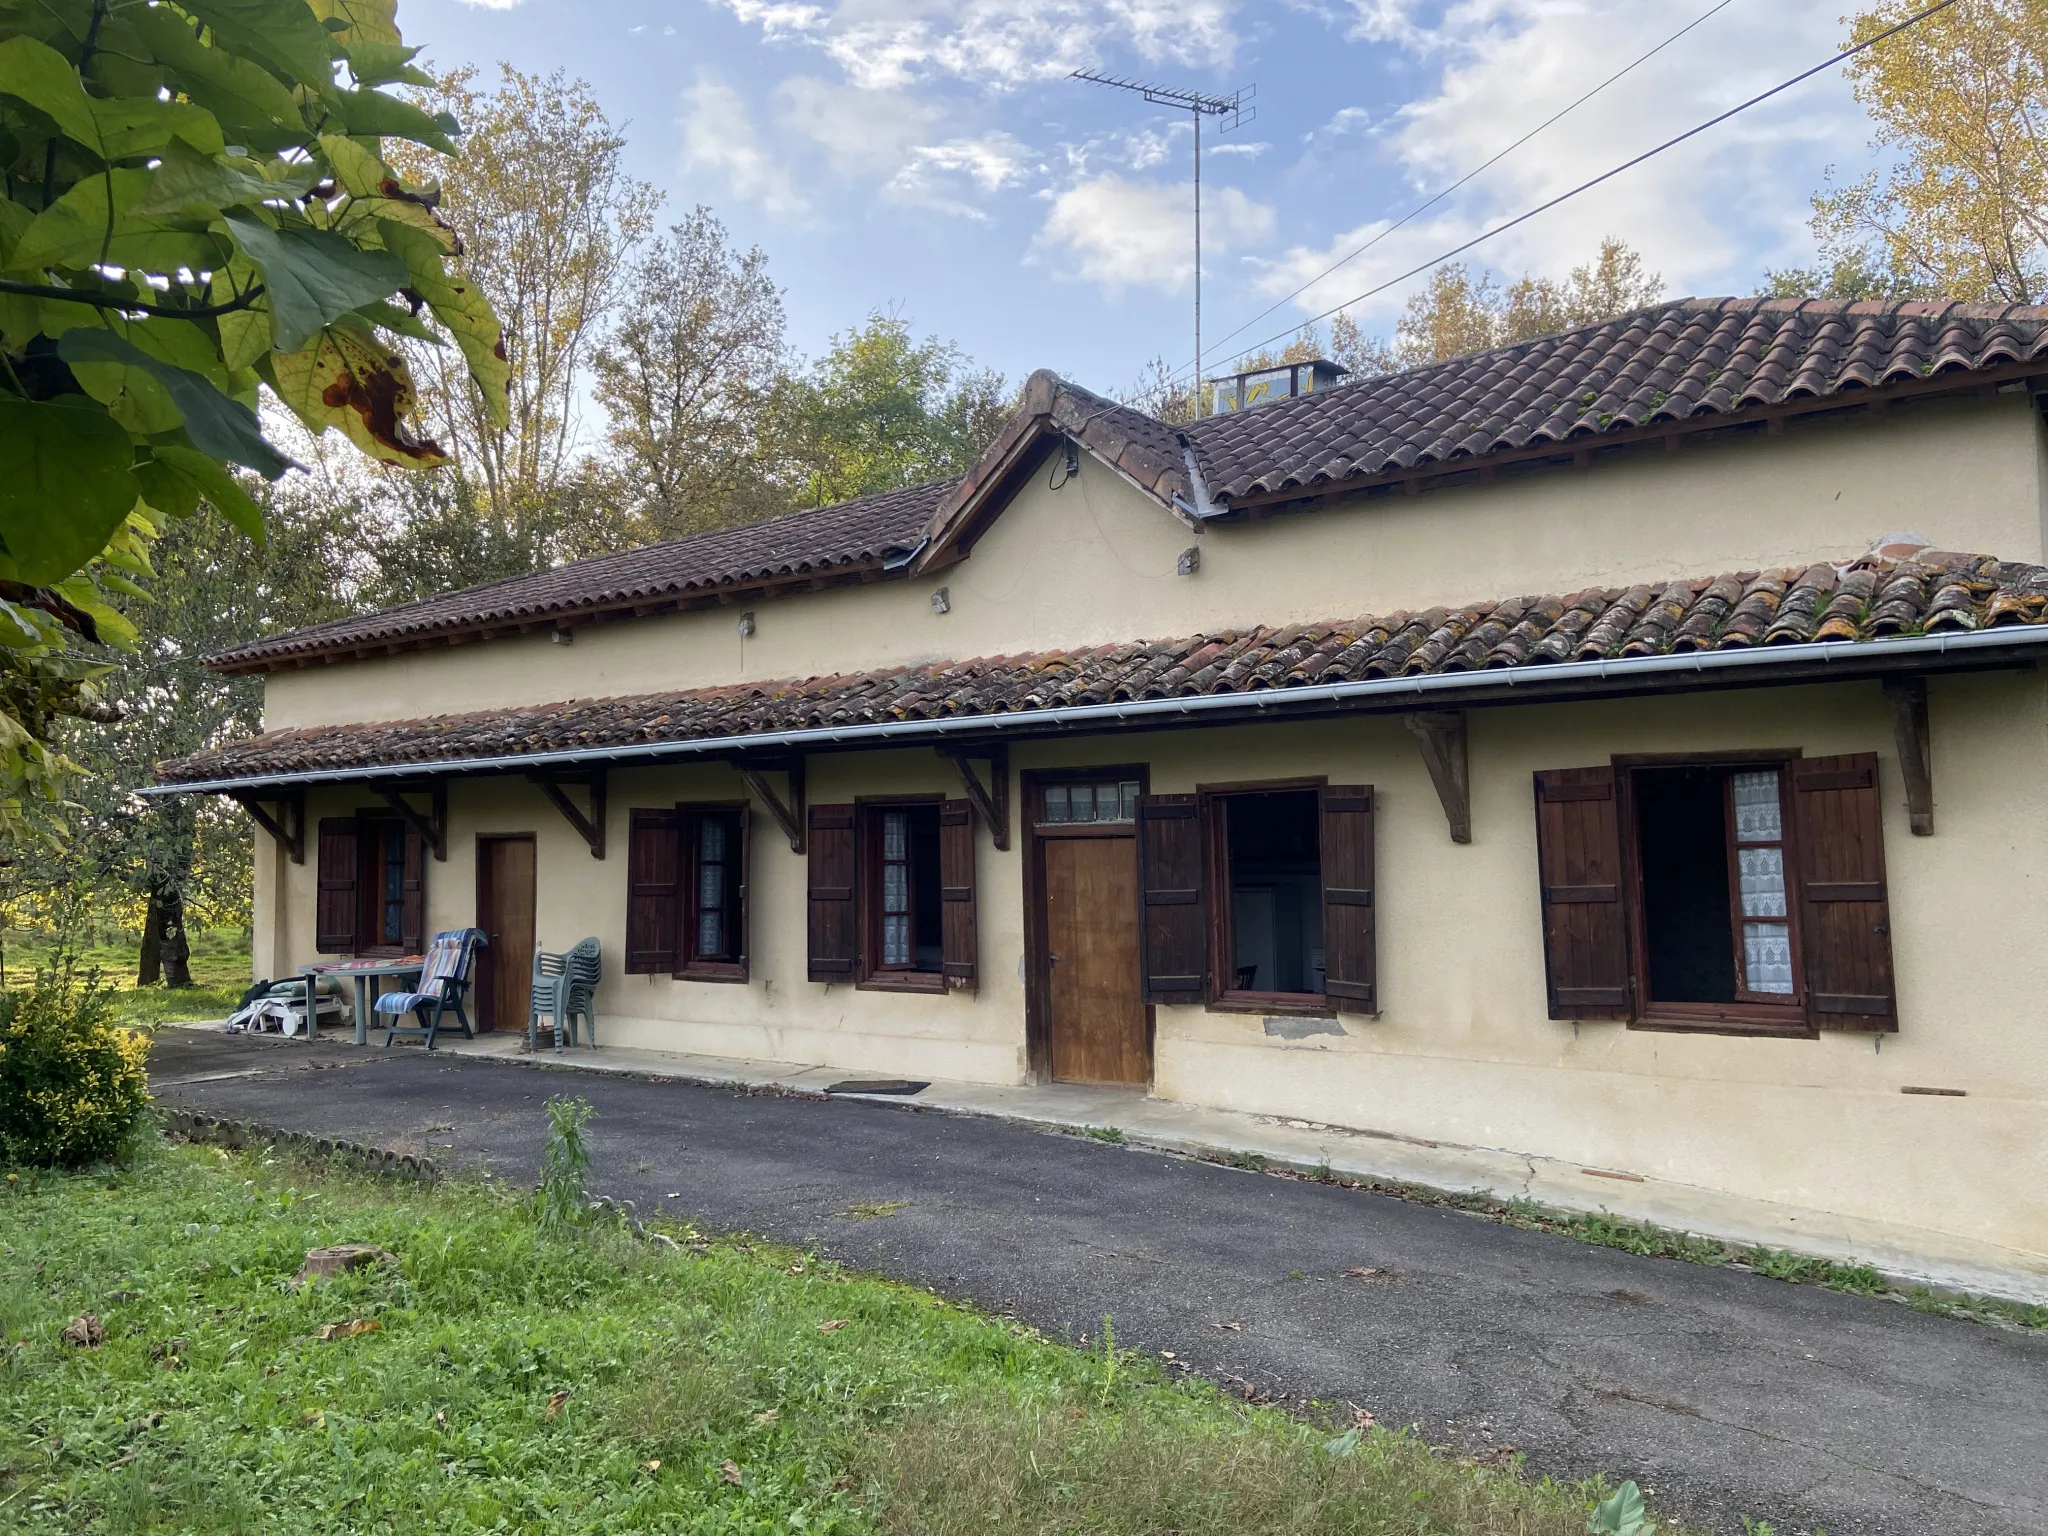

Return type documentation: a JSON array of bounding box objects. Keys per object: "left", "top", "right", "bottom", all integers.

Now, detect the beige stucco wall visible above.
[
  {"left": 256, "top": 666, "right": 2048, "bottom": 1267},
  {"left": 263, "top": 392, "right": 2048, "bottom": 731}
]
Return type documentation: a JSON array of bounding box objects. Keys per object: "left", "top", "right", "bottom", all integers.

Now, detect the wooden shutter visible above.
[
  {"left": 1319, "top": 785, "right": 1376, "bottom": 1012},
  {"left": 1136, "top": 793, "right": 1206, "bottom": 1004},
  {"left": 399, "top": 826, "right": 427, "bottom": 952},
  {"left": 939, "top": 799, "right": 977, "bottom": 990},
  {"left": 315, "top": 816, "right": 359, "bottom": 954},
  {"left": 1791, "top": 753, "right": 1897, "bottom": 1032},
  {"left": 625, "top": 808, "right": 678, "bottom": 974},
  {"left": 807, "top": 803, "right": 858, "bottom": 982},
  {"left": 1533, "top": 768, "right": 1632, "bottom": 1019}
]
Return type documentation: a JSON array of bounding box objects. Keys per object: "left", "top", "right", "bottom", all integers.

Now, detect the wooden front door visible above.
[
  {"left": 475, "top": 834, "right": 536, "bottom": 1034},
  {"left": 1043, "top": 834, "right": 1149, "bottom": 1084}
]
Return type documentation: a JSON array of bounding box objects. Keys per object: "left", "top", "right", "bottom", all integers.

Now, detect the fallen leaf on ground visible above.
[
  {"left": 1351, "top": 1407, "right": 1377, "bottom": 1429},
  {"left": 314, "top": 1319, "right": 381, "bottom": 1340},
  {"left": 642, "top": 1459, "right": 661, "bottom": 1473},
  {"left": 1211, "top": 1320, "right": 1243, "bottom": 1331},
  {"left": 1344, "top": 1266, "right": 1393, "bottom": 1282},
  {"left": 828, "top": 1476, "right": 853, "bottom": 1493},
  {"left": 1066, "top": 1407, "right": 1088, "bottom": 1419},
  {"left": 434, "top": 1408, "right": 447, "bottom": 1428},
  {"left": 545, "top": 1389, "right": 570, "bottom": 1421},
  {"left": 753, "top": 1409, "right": 779, "bottom": 1426},
  {"left": 60, "top": 1313, "right": 105, "bottom": 1348},
  {"left": 816, "top": 1319, "right": 850, "bottom": 1333},
  {"left": 720, "top": 1459, "right": 744, "bottom": 1486},
  {"left": 298, "top": 1410, "right": 326, "bottom": 1429}
]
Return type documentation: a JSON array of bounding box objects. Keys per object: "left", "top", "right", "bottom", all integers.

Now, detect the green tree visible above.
[
  {"left": 593, "top": 206, "right": 789, "bottom": 541},
  {"left": 1387, "top": 238, "right": 1664, "bottom": 368},
  {"left": 772, "top": 313, "right": 1010, "bottom": 506},
  {"left": 1811, "top": 0, "right": 2046, "bottom": 304},
  {"left": 0, "top": 0, "right": 507, "bottom": 844}
]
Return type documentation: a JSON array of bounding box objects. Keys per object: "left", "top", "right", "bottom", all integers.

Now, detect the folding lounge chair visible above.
[{"left": 373, "top": 928, "right": 485, "bottom": 1049}]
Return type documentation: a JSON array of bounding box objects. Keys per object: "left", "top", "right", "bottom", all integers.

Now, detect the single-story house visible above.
[{"left": 156, "top": 297, "right": 2048, "bottom": 1289}]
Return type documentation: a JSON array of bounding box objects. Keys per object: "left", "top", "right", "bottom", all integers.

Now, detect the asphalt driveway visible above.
[{"left": 151, "top": 1043, "right": 2047, "bottom": 1536}]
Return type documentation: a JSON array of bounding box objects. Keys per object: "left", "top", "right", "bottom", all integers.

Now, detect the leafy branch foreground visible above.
[{"left": 0, "top": 1142, "right": 1691, "bottom": 1535}]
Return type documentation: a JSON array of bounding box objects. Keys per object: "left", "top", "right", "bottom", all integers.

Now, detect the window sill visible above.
[
  {"left": 1632, "top": 1004, "right": 1813, "bottom": 1038},
  {"left": 857, "top": 972, "right": 947, "bottom": 996},
  {"left": 676, "top": 963, "right": 748, "bottom": 985},
  {"left": 1210, "top": 989, "right": 1332, "bottom": 1018}
]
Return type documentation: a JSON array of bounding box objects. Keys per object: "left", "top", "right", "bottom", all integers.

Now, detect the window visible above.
[
  {"left": 313, "top": 814, "right": 423, "bottom": 956},
  {"left": 1134, "top": 782, "right": 1376, "bottom": 1014},
  {"left": 1040, "top": 780, "right": 1139, "bottom": 825},
  {"left": 1219, "top": 790, "right": 1326, "bottom": 999},
  {"left": 873, "top": 804, "right": 943, "bottom": 975},
  {"left": 624, "top": 803, "right": 749, "bottom": 980},
  {"left": 1632, "top": 764, "right": 1797, "bottom": 1017},
  {"left": 1533, "top": 753, "right": 1899, "bottom": 1035},
  {"left": 806, "top": 799, "right": 978, "bottom": 993}
]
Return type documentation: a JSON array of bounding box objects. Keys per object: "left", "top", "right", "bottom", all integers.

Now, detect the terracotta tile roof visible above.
[
  {"left": 207, "top": 478, "right": 956, "bottom": 673},
  {"left": 209, "top": 297, "right": 2048, "bottom": 676},
  {"left": 159, "top": 547, "right": 2048, "bottom": 787},
  {"left": 1180, "top": 297, "right": 2048, "bottom": 503}
]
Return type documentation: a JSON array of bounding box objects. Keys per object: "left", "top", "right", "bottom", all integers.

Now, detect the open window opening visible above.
[
  {"left": 1631, "top": 764, "right": 1797, "bottom": 1018},
  {"left": 874, "top": 804, "right": 944, "bottom": 974},
  {"left": 1220, "top": 790, "right": 1325, "bottom": 999},
  {"left": 684, "top": 807, "right": 746, "bottom": 974}
]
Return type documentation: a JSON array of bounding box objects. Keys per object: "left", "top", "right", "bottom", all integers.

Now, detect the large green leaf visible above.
[
  {"left": 89, "top": 95, "right": 225, "bottom": 161},
  {"left": 7, "top": 169, "right": 224, "bottom": 277},
  {"left": 379, "top": 217, "right": 510, "bottom": 430},
  {"left": 329, "top": 86, "right": 456, "bottom": 154},
  {"left": 0, "top": 397, "right": 142, "bottom": 587},
  {"left": 342, "top": 42, "right": 433, "bottom": 90},
  {"left": 148, "top": 446, "right": 266, "bottom": 544},
  {"left": 178, "top": 0, "right": 338, "bottom": 92},
  {"left": 317, "top": 131, "right": 389, "bottom": 198},
  {"left": 57, "top": 329, "right": 291, "bottom": 478},
  {"left": 130, "top": 140, "right": 310, "bottom": 217},
  {"left": 127, "top": 6, "right": 305, "bottom": 148},
  {"left": 224, "top": 212, "right": 408, "bottom": 353},
  {"left": 209, "top": 254, "right": 271, "bottom": 371},
  {"left": 0, "top": 35, "right": 98, "bottom": 148},
  {"left": 310, "top": 0, "right": 403, "bottom": 48}
]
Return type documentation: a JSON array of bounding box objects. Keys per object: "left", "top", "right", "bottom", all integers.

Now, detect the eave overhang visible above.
[{"left": 146, "top": 624, "right": 2048, "bottom": 798}]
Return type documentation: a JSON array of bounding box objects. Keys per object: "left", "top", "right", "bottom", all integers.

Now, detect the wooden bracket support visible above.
[
  {"left": 229, "top": 789, "right": 304, "bottom": 864},
  {"left": 1404, "top": 711, "right": 1471, "bottom": 844},
  {"left": 529, "top": 771, "right": 607, "bottom": 858},
  {"left": 936, "top": 744, "right": 1009, "bottom": 850},
  {"left": 378, "top": 781, "right": 448, "bottom": 862},
  {"left": 1883, "top": 676, "right": 1934, "bottom": 835},
  {"left": 734, "top": 757, "right": 805, "bottom": 853}
]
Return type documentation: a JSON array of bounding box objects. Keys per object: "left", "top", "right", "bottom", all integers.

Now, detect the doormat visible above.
[{"left": 824, "top": 1079, "right": 929, "bottom": 1096}]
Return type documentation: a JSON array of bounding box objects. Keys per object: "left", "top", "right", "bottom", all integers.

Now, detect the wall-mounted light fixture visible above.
[
  {"left": 1177, "top": 546, "right": 1201, "bottom": 576},
  {"left": 930, "top": 587, "right": 951, "bottom": 614},
  {"left": 737, "top": 611, "right": 756, "bottom": 638},
  {"left": 551, "top": 626, "right": 574, "bottom": 645}
]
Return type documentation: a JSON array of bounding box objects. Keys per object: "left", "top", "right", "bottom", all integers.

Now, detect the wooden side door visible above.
[
  {"left": 1043, "top": 833, "right": 1149, "bottom": 1085},
  {"left": 475, "top": 834, "right": 536, "bottom": 1034}
]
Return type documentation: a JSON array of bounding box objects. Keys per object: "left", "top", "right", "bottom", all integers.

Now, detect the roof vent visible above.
[{"left": 1207, "top": 358, "right": 1347, "bottom": 416}]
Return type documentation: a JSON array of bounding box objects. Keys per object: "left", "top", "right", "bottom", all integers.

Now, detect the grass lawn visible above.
[
  {"left": 0, "top": 1138, "right": 1681, "bottom": 1535},
  {"left": 1, "top": 931, "right": 250, "bottom": 1028}
]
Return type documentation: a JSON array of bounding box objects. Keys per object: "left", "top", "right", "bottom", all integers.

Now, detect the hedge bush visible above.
[{"left": 0, "top": 971, "right": 150, "bottom": 1166}]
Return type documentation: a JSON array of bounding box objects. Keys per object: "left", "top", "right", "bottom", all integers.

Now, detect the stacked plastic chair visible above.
[{"left": 528, "top": 936, "right": 601, "bottom": 1053}]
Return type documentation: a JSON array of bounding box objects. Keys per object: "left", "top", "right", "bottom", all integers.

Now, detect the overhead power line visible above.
[
  {"left": 1200, "top": 0, "right": 1738, "bottom": 367},
  {"left": 1185, "top": 0, "right": 1966, "bottom": 387}
]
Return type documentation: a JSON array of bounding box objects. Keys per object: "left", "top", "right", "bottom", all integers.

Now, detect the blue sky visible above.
[{"left": 398, "top": 0, "right": 1880, "bottom": 398}]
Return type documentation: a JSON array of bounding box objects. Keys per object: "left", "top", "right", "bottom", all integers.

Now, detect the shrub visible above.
[{"left": 0, "top": 970, "right": 150, "bottom": 1167}]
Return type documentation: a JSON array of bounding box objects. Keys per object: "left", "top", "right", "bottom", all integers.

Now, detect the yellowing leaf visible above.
[
  {"left": 379, "top": 218, "right": 508, "bottom": 430},
  {"left": 270, "top": 324, "right": 448, "bottom": 467},
  {"left": 318, "top": 132, "right": 390, "bottom": 199}
]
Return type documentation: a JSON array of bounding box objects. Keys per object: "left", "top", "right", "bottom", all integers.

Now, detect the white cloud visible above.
[
  {"left": 455, "top": 0, "right": 525, "bottom": 8},
  {"left": 1246, "top": 0, "right": 1865, "bottom": 334},
  {"left": 776, "top": 75, "right": 945, "bottom": 176},
  {"left": 678, "top": 76, "right": 809, "bottom": 216},
  {"left": 710, "top": 0, "right": 1242, "bottom": 91},
  {"left": 1036, "top": 173, "right": 1274, "bottom": 292},
  {"left": 887, "top": 133, "right": 1035, "bottom": 217},
  {"left": 1207, "top": 141, "right": 1268, "bottom": 159}
]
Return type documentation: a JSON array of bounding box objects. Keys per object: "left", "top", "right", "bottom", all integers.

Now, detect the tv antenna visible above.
[{"left": 1071, "top": 72, "right": 1254, "bottom": 417}]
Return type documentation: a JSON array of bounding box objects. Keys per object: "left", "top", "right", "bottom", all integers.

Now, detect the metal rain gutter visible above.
[{"left": 142, "top": 623, "right": 2048, "bottom": 797}]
